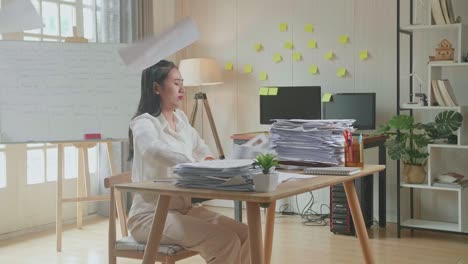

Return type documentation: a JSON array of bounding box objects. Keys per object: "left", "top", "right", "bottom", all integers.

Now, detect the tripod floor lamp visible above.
[{"left": 178, "top": 58, "right": 225, "bottom": 159}]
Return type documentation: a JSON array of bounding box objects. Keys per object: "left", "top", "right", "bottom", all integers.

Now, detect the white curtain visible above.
[{"left": 119, "top": 0, "right": 153, "bottom": 43}]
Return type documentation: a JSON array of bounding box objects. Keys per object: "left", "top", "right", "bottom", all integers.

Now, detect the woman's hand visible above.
[{"left": 204, "top": 156, "right": 215, "bottom": 161}]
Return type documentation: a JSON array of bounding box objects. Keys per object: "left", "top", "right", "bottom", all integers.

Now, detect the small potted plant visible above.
[
  {"left": 253, "top": 153, "right": 279, "bottom": 192},
  {"left": 375, "top": 110, "right": 463, "bottom": 184}
]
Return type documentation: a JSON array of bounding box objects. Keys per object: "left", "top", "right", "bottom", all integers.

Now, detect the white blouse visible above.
[{"left": 128, "top": 109, "right": 213, "bottom": 219}]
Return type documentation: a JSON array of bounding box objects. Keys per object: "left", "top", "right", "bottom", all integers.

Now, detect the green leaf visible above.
[
  {"left": 387, "top": 115, "right": 414, "bottom": 130},
  {"left": 434, "top": 111, "right": 463, "bottom": 135}
]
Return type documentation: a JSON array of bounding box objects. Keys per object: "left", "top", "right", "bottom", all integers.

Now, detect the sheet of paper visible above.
[
  {"left": 224, "top": 62, "right": 233, "bottom": 71},
  {"left": 0, "top": 0, "right": 44, "bottom": 34},
  {"left": 279, "top": 22, "right": 288, "bottom": 32},
  {"left": 254, "top": 43, "right": 263, "bottom": 52},
  {"left": 337, "top": 67, "right": 347, "bottom": 77},
  {"left": 324, "top": 51, "right": 334, "bottom": 60},
  {"left": 309, "top": 65, "right": 318, "bottom": 74},
  {"left": 359, "top": 50, "right": 369, "bottom": 60},
  {"left": 339, "top": 35, "right": 349, "bottom": 44},
  {"left": 118, "top": 17, "right": 200, "bottom": 71},
  {"left": 308, "top": 40, "right": 317, "bottom": 49},
  {"left": 304, "top": 24, "right": 314, "bottom": 33},
  {"left": 293, "top": 52, "right": 302, "bottom": 61},
  {"left": 259, "top": 72, "right": 268, "bottom": 81},
  {"left": 284, "top": 41, "right": 294, "bottom": 50},
  {"left": 273, "top": 53, "right": 283, "bottom": 63},
  {"left": 259, "top": 87, "right": 269, "bottom": 96},
  {"left": 268, "top": 87, "right": 278, "bottom": 96},
  {"left": 244, "top": 64, "right": 253, "bottom": 73},
  {"left": 322, "top": 93, "right": 333, "bottom": 102}
]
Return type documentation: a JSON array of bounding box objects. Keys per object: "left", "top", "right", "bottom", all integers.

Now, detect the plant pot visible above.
[
  {"left": 403, "top": 163, "right": 426, "bottom": 184},
  {"left": 253, "top": 172, "right": 279, "bottom": 192}
]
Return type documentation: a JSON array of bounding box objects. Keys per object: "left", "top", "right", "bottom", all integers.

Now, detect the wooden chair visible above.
[{"left": 105, "top": 172, "right": 199, "bottom": 264}]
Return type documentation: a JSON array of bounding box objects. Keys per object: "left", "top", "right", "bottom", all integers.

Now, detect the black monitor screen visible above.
[
  {"left": 260, "top": 86, "right": 321, "bottom": 124},
  {"left": 322, "top": 93, "right": 376, "bottom": 130}
]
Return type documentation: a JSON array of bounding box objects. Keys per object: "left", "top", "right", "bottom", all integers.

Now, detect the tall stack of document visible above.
[
  {"left": 270, "top": 119, "right": 355, "bottom": 166},
  {"left": 173, "top": 159, "right": 261, "bottom": 191}
]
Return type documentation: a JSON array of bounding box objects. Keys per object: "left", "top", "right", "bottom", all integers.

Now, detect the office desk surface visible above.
[{"left": 115, "top": 164, "right": 385, "bottom": 203}]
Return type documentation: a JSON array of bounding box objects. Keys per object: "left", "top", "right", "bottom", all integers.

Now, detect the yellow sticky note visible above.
[
  {"left": 224, "top": 62, "right": 233, "bottom": 71},
  {"left": 359, "top": 50, "right": 369, "bottom": 60},
  {"left": 254, "top": 43, "right": 263, "bottom": 52},
  {"left": 259, "top": 87, "right": 269, "bottom": 96},
  {"left": 268, "top": 87, "right": 278, "bottom": 96},
  {"left": 309, "top": 65, "right": 318, "bottom": 74},
  {"left": 293, "top": 52, "right": 302, "bottom": 61},
  {"left": 304, "top": 24, "right": 314, "bottom": 33},
  {"left": 324, "top": 51, "right": 334, "bottom": 60},
  {"left": 259, "top": 72, "right": 268, "bottom": 81},
  {"left": 279, "top": 23, "right": 288, "bottom": 32},
  {"left": 339, "top": 35, "right": 349, "bottom": 44},
  {"left": 284, "top": 41, "right": 294, "bottom": 50},
  {"left": 308, "top": 40, "right": 317, "bottom": 49},
  {"left": 273, "top": 53, "right": 283, "bottom": 63},
  {"left": 244, "top": 64, "right": 253, "bottom": 73},
  {"left": 322, "top": 93, "right": 333, "bottom": 102},
  {"left": 337, "top": 67, "right": 347, "bottom": 77}
]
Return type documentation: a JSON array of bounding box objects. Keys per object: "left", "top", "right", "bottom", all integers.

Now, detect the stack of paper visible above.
[
  {"left": 173, "top": 159, "right": 261, "bottom": 191},
  {"left": 270, "top": 119, "right": 355, "bottom": 166}
]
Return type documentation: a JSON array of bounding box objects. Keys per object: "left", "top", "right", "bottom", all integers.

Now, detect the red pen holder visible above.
[{"left": 345, "top": 141, "right": 364, "bottom": 168}]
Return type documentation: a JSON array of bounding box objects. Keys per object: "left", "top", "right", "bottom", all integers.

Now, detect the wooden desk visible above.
[
  {"left": 116, "top": 164, "right": 385, "bottom": 264},
  {"left": 231, "top": 133, "right": 387, "bottom": 227}
]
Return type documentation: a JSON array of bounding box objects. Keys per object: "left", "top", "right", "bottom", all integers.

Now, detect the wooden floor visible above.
[{"left": 0, "top": 206, "right": 467, "bottom": 264}]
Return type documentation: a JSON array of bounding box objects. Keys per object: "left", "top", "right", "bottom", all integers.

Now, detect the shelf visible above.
[
  {"left": 400, "top": 23, "right": 462, "bottom": 32},
  {"left": 429, "top": 63, "right": 468, "bottom": 67},
  {"left": 401, "top": 183, "right": 461, "bottom": 192},
  {"left": 428, "top": 144, "right": 468, "bottom": 149},
  {"left": 399, "top": 105, "right": 463, "bottom": 111},
  {"left": 401, "top": 219, "right": 460, "bottom": 232}
]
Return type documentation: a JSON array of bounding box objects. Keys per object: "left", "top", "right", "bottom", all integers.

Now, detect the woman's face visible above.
[{"left": 156, "top": 68, "right": 185, "bottom": 111}]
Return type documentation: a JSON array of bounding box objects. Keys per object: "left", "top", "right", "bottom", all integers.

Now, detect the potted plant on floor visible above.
[
  {"left": 375, "top": 110, "right": 463, "bottom": 184},
  {"left": 253, "top": 153, "right": 279, "bottom": 192}
]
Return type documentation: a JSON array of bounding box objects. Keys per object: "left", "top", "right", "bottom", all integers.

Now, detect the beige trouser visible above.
[{"left": 128, "top": 206, "right": 251, "bottom": 264}]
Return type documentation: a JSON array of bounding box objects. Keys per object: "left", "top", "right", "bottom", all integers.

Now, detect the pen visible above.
[
  {"left": 359, "top": 133, "right": 363, "bottom": 164},
  {"left": 349, "top": 130, "right": 354, "bottom": 163}
]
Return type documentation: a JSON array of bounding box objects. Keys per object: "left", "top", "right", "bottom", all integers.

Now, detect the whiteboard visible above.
[{"left": 0, "top": 41, "right": 140, "bottom": 143}]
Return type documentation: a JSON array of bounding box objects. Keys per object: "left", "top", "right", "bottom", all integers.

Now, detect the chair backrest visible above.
[{"left": 105, "top": 171, "right": 132, "bottom": 237}]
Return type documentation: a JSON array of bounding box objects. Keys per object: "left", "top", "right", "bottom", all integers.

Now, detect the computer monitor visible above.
[
  {"left": 260, "top": 86, "right": 321, "bottom": 124},
  {"left": 322, "top": 93, "right": 376, "bottom": 130}
]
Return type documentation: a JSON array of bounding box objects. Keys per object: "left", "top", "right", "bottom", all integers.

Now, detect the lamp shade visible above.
[{"left": 178, "top": 58, "right": 223, "bottom": 86}]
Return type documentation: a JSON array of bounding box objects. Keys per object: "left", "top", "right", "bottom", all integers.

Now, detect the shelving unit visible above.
[{"left": 397, "top": 0, "right": 468, "bottom": 237}]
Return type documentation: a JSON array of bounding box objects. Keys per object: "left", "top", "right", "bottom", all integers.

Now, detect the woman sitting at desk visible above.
[{"left": 128, "top": 60, "right": 250, "bottom": 264}]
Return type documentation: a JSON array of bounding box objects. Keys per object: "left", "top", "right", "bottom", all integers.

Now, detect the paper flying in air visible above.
[{"left": 0, "top": 0, "right": 44, "bottom": 34}]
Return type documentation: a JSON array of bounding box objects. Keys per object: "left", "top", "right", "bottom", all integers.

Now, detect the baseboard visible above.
[{"left": 0, "top": 213, "right": 101, "bottom": 241}]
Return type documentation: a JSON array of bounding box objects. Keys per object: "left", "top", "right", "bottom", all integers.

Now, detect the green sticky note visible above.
[
  {"left": 324, "top": 51, "right": 334, "bottom": 60},
  {"left": 259, "top": 72, "right": 268, "bottom": 81},
  {"left": 309, "top": 65, "right": 318, "bottom": 74},
  {"left": 279, "top": 23, "right": 288, "bottom": 32},
  {"left": 339, "top": 35, "right": 349, "bottom": 44},
  {"left": 284, "top": 41, "right": 294, "bottom": 50},
  {"left": 254, "top": 43, "right": 263, "bottom": 52},
  {"left": 322, "top": 93, "right": 332, "bottom": 102},
  {"left": 304, "top": 24, "right": 314, "bottom": 33},
  {"left": 293, "top": 52, "right": 302, "bottom": 61},
  {"left": 308, "top": 40, "right": 317, "bottom": 49},
  {"left": 259, "top": 87, "right": 269, "bottom": 96},
  {"left": 359, "top": 50, "right": 369, "bottom": 60},
  {"left": 244, "top": 64, "right": 253, "bottom": 73},
  {"left": 337, "top": 67, "right": 347, "bottom": 77},
  {"left": 224, "top": 62, "right": 233, "bottom": 71},
  {"left": 268, "top": 87, "right": 278, "bottom": 96},
  {"left": 273, "top": 53, "right": 283, "bottom": 63}
]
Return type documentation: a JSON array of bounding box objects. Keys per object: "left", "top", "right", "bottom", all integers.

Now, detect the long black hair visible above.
[{"left": 128, "top": 60, "right": 177, "bottom": 160}]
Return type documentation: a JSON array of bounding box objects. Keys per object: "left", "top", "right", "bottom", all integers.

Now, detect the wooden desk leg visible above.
[
  {"left": 56, "top": 144, "right": 64, "bottom": 252},
  {"left": 246, "top": 202, "right": 265, "bottom": 264},
  {"left": 77, "top": 146, "right": 84, "bottom": 229},
  {"left": 343, "top": 181, "right": 375, "bottom": 264},
  {"left": 264, "top": 201, "right": 276, "bottom": 264},
  {"left": 142, "top": 195, "right": 171, "bottom": 264}
]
